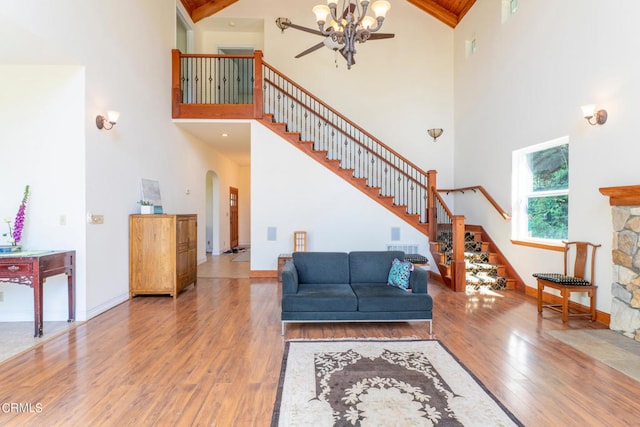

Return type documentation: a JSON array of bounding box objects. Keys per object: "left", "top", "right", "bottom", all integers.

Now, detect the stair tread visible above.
[{"left": 434, "top": 223, "right": 520, "bottom": 292}]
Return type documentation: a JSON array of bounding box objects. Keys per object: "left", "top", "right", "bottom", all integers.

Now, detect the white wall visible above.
[
  {"left": 238, "top": 165, "right": 251, "bottom": 247},
  {"left": 197, "top": 28, "right": 264, "bottom": 53},
  {"left": 454, "top": 0, "right": 640, "bottom": 313},
  {"left": 251, "top": 123, "right": 429, "bottom": 270},
  {"left": 0, "top": 1, "right": 246, "bottom": 321},
  {"left": 0, "top": 65, "right": 86, "bottom": 321}
]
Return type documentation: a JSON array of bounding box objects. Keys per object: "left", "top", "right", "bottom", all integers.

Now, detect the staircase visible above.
[
  {"left": 430, "top": 224, "right": 519, "bottom": 290},
  {"left": 171, "top": 49, "right": 525, "bottom": 292}
]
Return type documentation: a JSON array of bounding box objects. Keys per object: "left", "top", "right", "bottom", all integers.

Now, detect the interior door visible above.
[{"left": 229, "top": 187, "right": 239, "bottom": 249}]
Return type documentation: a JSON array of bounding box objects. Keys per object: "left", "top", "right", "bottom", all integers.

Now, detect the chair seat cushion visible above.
[{"left": 533, "top": 273, "right": 591, "bottom": 286}]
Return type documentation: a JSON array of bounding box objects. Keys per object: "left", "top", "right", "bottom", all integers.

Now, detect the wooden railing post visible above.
[
  {"left": 171, "top": 49, "right": 182, "bottom": 118},
  {"left": 451, "top": 215, "right": 466, "bottom": 292},
  {"left": 427, "top": 170, "right": 437, "bottom": 241},
  {"left": 253, "top": 50, "right": 264, "bottom": 119}
]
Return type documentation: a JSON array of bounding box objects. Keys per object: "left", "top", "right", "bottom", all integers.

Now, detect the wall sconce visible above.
[
  {"left": 96, "top": 110, "right": 120, "bottom": 130},
  {"left": 427, "top": 128, "right": 443, "bottom": 142},
  {"left": 581, "top": 104, "right": 607, "bottom": 126}
]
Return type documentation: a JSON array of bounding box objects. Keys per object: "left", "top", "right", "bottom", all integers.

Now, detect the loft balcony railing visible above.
[
  {"left": 171, "top": 50, "right": 263, "bottom": 119},
  {"left": 171, "top": 49, "right": 466, "bottom": 291}
]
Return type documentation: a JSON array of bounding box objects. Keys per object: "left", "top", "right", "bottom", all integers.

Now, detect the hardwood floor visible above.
[{"left": 0, "top": 255, "right": 638, "bottom": 426}]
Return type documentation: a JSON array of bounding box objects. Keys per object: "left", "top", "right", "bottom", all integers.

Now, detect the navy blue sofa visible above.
[{"left": 281, "top": 251, "right": 433, "bottom": 334}]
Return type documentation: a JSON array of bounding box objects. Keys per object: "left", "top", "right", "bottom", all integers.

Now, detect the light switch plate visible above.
[{"left": 89, "top": 214, "right": 104, "bottom": 224}]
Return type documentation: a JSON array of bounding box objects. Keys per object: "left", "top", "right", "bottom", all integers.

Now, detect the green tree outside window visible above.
[{"left": 525, "top": 144, "right": 568, "bottom": 240}]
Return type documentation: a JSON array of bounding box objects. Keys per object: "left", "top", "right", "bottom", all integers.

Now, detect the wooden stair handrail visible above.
[
  {"left": 432, "top": 189, "right": 455, "bottom": 219},
  {"left": 263, "top": 79, "right": 424, "bottom": 183},
  {"left": 438, "top": 185, "right": 511, "bottom": 220},
  {"left": 262, "top": 61, "right": 430, "bottom": 179}
]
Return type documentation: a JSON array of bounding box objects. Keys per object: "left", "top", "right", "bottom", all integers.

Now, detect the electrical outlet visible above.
[
  {"left": 59, "top": 215, "right": 67, "bottom": 226},
  {"left": 0, "top": 291, "right": 4, "bottom": 302}
]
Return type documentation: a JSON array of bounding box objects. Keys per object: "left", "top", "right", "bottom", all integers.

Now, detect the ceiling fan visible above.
[{"left": 275, "top": 1, "right": 394, "bottom": 69}]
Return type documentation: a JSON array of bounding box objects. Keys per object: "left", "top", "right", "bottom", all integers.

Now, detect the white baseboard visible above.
[{"left": 86, "top": 293, "right": 129, "bottom": 320}]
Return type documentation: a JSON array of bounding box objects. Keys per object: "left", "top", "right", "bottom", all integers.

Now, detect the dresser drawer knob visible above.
[{"left": 8, "top": 265, "right": 20, "bottom": 272}]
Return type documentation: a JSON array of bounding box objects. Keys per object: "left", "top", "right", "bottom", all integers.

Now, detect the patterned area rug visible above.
[{"left": 272, "top": 340, "right": 522, "bottom": 426}]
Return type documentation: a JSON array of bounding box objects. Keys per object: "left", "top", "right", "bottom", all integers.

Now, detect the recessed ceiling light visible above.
[
  {"left": 221, "top": 133, "right": 229, "bottom": 137},
  {"left": 228, "top": 21, "right": 236, "bottom": 27}
]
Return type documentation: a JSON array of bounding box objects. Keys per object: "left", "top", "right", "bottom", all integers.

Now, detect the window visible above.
[
  {"left": 465, "top": 37, "right": 477, "bottom": 58},
  {"left": 512, "top": 137, "right": 569, "bottom": 243},
  {"left": 510, "top": 0, "right": 518, "bottom": 15},
  {"left": 501, "top": 0, "right": 518, "bottom": 23}
]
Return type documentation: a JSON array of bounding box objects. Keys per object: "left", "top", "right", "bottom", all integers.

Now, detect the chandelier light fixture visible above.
[{"left": 312, "top": 0, "right": 391, "bottom": 69}]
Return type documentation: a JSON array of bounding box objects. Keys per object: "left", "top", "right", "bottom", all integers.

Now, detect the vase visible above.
[
  {"left": 0, "top": 245, "right": 21, "bottom": 253},
  {"left": 140, "top": 205, "right": 154, "bottom": 214}
]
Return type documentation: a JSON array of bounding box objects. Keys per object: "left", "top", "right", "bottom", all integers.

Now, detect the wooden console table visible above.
[
  {"left": 0, "top": 250, "right": 76, "bottom": 337},
  {"left": 277, "top": 254, "right": 292, "bottom": 283}
]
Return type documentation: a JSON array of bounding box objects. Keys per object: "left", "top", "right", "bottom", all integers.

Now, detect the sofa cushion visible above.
[
  {"left": 349, "top": 251, "right": 405, "bottom": 283},
  {"left": 282, "top": 283, "right": 357, "bottom": 312},
  {"left": 352, "top": 283, "right": 433, "bottom": 312},
  {"left": 387, "top": 258, "right": 414, "bottom": 292},
  {"left": 293, "top": 252, "right": 350, "bottom": 284}
]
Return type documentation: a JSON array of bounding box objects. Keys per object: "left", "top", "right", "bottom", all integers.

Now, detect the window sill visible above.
[{"left": 511, "top": 239, "right": 565, "bottom": 252}]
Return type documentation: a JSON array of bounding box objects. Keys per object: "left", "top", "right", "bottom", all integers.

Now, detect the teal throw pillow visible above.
[{"left": 387, "top": 258, "right": 414, "bottom": 292}]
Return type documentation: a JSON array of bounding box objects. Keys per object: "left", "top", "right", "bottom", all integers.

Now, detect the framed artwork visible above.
[{"left": 140, "top": 179, "right": 164, "bottom": 214}]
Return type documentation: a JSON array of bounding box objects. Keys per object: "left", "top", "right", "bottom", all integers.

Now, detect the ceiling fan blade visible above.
[
  {"left": 295, "top": 42, "right": 326, "bottom": 58},
  {"left": 369, "top": 33, "right": 395, "bottom": 40},
  {"left": 280, "top": 20, "right": 324, "bottom": 36}
]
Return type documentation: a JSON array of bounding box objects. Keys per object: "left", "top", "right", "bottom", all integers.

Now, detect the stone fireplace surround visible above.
[{"left": 600, "top": 185, "right": 640, "bottom": 342}]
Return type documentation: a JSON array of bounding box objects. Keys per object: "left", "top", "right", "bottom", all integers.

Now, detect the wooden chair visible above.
[
  {"left": 293, "top": 231, "right": 307, "bottom": 252},
  {"left": 534, "top": 241, "right": 600, "bottom": 322}
]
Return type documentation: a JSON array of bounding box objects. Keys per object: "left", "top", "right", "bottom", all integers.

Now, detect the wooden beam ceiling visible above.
[
  {"left": 408, "top": 0, "right": 477, "bottom": 28},
  {"left": 180, "top": 0, "right": 477, "bottom": 27},
  {"left": 180, "top": 0, "right": 239, "bottom": 23}
]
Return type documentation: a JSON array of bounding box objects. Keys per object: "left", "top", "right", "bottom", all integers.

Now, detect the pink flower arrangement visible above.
[{"left": 4, "top": 185, "right": 30, "bottom": 246}]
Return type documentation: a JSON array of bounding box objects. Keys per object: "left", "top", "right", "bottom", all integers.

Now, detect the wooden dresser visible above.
[{"left": 129, "top": 214, "right": 197, "bottom": 298}]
